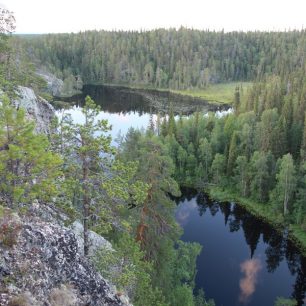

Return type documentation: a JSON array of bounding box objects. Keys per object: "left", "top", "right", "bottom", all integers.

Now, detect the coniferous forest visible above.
[
  {"left": 21, "top": 29, "right": 306, "bottom": 89},
  {"left": 20, "top": 28, "right": 306, "bottom": 231},
  {"left": 1, "top": 6, "right": 306, "bottom": 305}
]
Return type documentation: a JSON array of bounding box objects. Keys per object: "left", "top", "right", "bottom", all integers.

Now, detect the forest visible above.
[
  {"left": 1, "top": 10, "right": 306, "bottom": 305},
  {"left": 19, "top": 28, "right": 306, "bottom": 90}
]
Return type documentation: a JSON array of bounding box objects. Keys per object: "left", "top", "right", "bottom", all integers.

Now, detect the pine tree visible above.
[
  {"left": 0, "top": 95, "right": 62, "bottom": 207},
  {"left": 56, "top": 96, "right": 147, "bottom": 256}
]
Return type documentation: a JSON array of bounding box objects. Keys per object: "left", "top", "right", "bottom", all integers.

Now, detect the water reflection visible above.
[
  {"left": 56, "top": 84, "right": 228, "bottom": 115},
  {"left": 176, "top": 190, "right": 306, "bottom": 305},
  {"left": 176, "top": 200, "right": 197, "bottom": 227},
  {"left": 239, "top": 258, "right": 262, "bottom": 304}
]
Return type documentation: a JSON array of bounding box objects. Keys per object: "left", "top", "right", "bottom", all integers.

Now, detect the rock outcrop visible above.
[
  {"left": 0, "top": 204, "right": 131, "bottom": 306},
  {"left": 12, "top": 86, "right": 55, "bottom": 134},
  {"left": 70, "top": 221, "right": 113, "bottom": 257},
  {"left": 36, "top": 70, "right": 64, "bottom": 97}
]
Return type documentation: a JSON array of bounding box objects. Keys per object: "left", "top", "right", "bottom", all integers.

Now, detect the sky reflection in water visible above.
[
  {"left": 175, "top": 190, "right": 306, "bottom": 306},
  {"left": 239, "top": 258, "right": 262, "bottom": 304}
]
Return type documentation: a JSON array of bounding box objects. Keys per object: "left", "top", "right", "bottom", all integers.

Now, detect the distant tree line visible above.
[{"left": 20, "top": 28, "right": 306, "bottom": 89}]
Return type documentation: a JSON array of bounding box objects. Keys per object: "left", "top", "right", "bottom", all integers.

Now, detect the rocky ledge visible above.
[{"left": 0, "top": 204, "right": 131, "bottom": 306}]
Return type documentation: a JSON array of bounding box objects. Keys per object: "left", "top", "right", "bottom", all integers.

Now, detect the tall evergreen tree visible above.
[{"left": 271, "top": 154, "right": 296, "bottom": 216}]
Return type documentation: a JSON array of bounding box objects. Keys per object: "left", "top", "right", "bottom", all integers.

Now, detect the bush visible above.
[
  {"left": 0, "top": 208, "right": 21, "bottom": 248},
  {"left": 49, "top": 284, "right": 77, "bottom": 306},
  {"left": 8, "top": 292, "right": 39, "bottom": 306}
]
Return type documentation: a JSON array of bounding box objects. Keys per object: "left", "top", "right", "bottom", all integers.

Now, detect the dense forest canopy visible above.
[{"left": 20, "top": 28, "right": 306, "bottom": 89}]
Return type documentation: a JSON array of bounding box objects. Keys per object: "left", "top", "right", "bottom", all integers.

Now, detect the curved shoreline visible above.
[{"left": 206, "top": 186, "right": 306, "bottom": 256}]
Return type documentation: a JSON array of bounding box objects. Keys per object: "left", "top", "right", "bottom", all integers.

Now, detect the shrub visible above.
[
  {"left": 8, "top": 292, "right": 39, "bottom": 306},
  {"left": 0, "top": 208, "right": 21, "bottom": 248},
  {"left": 49, "top": 284, "right": 77, "bottom": 306}
]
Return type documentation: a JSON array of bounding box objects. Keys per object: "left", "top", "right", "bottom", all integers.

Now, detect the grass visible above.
[
  {"left": 171, "top": 82, "right": 252, "bottom": 105},
  {"left": 95, "top": 82, "right": 253, "bottom": 105},
  {"left": 207, "top": 186, "right": 306, "bottom": 256}
]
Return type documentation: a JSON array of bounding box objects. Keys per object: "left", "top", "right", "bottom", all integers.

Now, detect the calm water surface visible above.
[
  {"left": 175, "top": 189, "right": 306, "bottom": 306},
  {"left": 57, "top": 85, "right": 230, "bottom": 142},
  {"left": 60, "top": 85, "right": 305, "bottom": 306}
]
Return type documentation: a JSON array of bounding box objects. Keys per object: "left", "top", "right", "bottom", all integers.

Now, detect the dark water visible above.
[
  {"left": 59, "top": 84, "right": 229, "bottom": 115},
  {"left": 58, "top": 86, "right": 305, "bottom": 305},
  {"left": 57, "top": 84, "right": 231, "bottom": 143},
  {"left": 175, "top": 189, "right": 306, "bottom": 306}
]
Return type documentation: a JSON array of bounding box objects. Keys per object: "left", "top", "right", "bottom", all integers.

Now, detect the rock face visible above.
[
  {"left": 0, "top": 205, "right": 131, "bottom": 306},
  {"left": 12, "top": 86, "right": 55, "bottom": 134},
  {"left": 70, "top": 221, "right": 113, "bottom": 257},
  {"left": 37, "top": 70, "right": 64, "bottom": 97}
]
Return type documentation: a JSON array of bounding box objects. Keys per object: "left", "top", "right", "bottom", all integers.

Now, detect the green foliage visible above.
[
  {"left": 117, "top": 129, "right": 206, "bottom": 306},
  {"left": 234, "top": 155, "right": 249, "bottom": 197},
  {"left": 0, "top": 95, "right": 62, "bottom": 206},
  {"left": 1, "top": 27, "right": 48, "bottom": 97},
  {"left": 52, "top": 96, "right": 148, "bottom": 255},
  {"left": 211, "top": 153, "right": 226, "bottom": 186},
  {"left": 250, "top": 151, "right": 270, "bottom": 203},
  {"left": 19, "top": 29, "right": 306, "bottom": 92},
  {"left": 157, "top": 68, "right": 306, "bottom": 245},
  {"left": 274, "top": 297, "right": 297, "bottom": 306},
  {"left": 271, "top": 154, "right": 296, "bottom": 215},
  {"left": 94, "top": 233, "right": 168, "bottom": 306},
  {"left": 194, "top": 289, "right": 216, "bottom": 306}
]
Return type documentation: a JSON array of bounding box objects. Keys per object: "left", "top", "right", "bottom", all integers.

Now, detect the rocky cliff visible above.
[
  {"left": 12, "top": 86, "right": 55, "bottom": 134},
  {"left": 0, "top": 203, "right": 131, "bottom": 306}
]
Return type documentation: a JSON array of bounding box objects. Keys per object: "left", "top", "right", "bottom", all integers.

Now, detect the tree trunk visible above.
[{"left": 82, "top": 158, "right": 90, "bottom": 257}]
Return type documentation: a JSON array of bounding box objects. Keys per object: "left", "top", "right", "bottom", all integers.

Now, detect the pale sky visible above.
[{"left": 1, "top": 0, "right": 305, "bottom": 33}]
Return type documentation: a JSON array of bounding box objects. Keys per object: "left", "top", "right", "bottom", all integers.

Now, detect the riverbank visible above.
[
  {"left": 96, "top": 82, "right": 251, "bottom": 105},
  {"left": 206, "top": 186, "right": 306, "bottom": 256}
]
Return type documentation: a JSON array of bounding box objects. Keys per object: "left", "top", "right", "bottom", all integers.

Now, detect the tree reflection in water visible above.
[{"left": 193, "top": 191, "right": 306, "bottom": 305}]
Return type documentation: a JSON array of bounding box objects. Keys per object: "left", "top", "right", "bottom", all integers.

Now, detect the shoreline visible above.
[
  {"left": 88, "top": 82, "right": 252, "bottom": 106},
  {"left": 206, "top": 186, "right": 306, "bottom": 256}
]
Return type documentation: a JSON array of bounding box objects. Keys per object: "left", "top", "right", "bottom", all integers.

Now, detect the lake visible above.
[
  {"left": 56, "top": 85, "right": 231, "bottom": 143},
  {"left": 175, "top": 189, "right": 306, "bottom": 306},
  {"left": 60, "top": 85, "right": 305, "bottom": 306}
]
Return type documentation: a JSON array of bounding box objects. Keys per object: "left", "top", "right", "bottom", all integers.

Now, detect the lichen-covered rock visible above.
[
  {"left": 12, "top": 86, "right": 55, "bottom": 134},
  {"left": 36, "top": 70, "right": 64, "bottom": 97},
  {"left": 70, "top": 221, "right": 113, "bottom": 257},
  {"left": 0, "top": 209, "right": 131, "bottom": 306}
]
